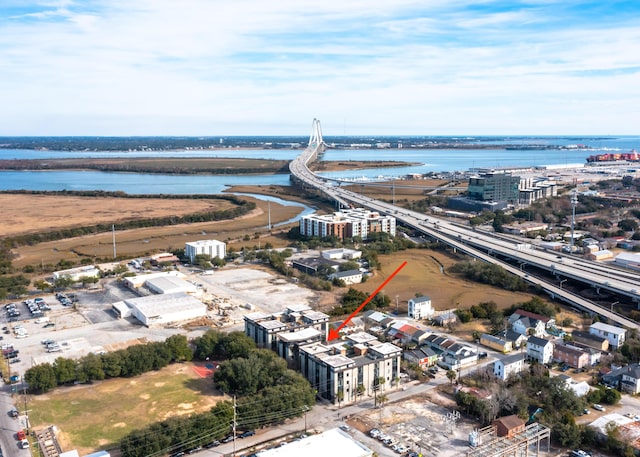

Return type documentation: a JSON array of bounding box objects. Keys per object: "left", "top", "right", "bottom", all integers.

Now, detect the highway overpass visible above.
[{"left": 290, "top": 133, "right": 640, "bottom": 331}]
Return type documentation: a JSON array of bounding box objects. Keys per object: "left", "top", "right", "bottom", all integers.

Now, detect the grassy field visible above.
[
  {"left": 28, "top": 362, "right": 223, "bottom": 455},
  {"left": 349, "top": 249, "right": 536, "bottom": 314},
  {"left": 9, "top": 192, "right": 305, "bottom": 268}
]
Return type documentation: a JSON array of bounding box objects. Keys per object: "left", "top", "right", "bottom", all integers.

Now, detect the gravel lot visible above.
[{"left": 2, "top": 264, "right": 325, "bottom": 378}]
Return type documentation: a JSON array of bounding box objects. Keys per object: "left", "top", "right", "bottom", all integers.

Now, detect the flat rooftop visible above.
[{"left": 257, "top": 428, "right": 372, "bottom": 457}]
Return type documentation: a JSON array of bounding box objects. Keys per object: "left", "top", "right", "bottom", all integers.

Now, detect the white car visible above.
[
  {"left": 593, "top": 404, "right": 606, "bottom": 412},
  {"left": 20, "top": 438, "right": 30, "bottom": 449}
]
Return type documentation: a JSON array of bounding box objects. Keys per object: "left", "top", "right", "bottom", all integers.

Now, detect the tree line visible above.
[
  {"left": 119, "top": 330, "right": 315, "bottom": 457},
  {"left": 24, "top": 335, "right": 192, "bottom": 393},
  {"left": 1, "top": 191, "right": 255, "bottom": 249}
]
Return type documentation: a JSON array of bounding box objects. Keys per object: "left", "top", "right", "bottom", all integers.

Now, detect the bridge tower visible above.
[{"left": 308, "top": 118, "right": 324, "bottom": 147}]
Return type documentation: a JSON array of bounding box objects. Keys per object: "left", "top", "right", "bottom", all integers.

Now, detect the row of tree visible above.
[
  {"left": 24, "top": 335, "right": 192, "bottom": 393},
  {"left": 119, "top": 331, "right": 315, "bottom": 457}
]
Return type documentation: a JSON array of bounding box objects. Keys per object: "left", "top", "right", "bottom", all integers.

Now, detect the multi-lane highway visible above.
[{"left": 290, "top": 142, "right": 640, "bottom": 330}]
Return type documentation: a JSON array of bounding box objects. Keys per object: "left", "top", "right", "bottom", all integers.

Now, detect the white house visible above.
[
  {"left": 408, "top": 296, "right": 433, "bottom": 320},
  {"left": 526, "top": 336, "right": 554, "bottom": 365},
  {"left": 589, "top": 322, "right": 626, "bottom": 349},
  {"left": 493, "top": 353, "right": 525, "bottom": 381}
]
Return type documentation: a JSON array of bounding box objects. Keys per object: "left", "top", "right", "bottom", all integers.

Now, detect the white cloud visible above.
[{"left": 0, "top": 0, "right": 638, "bottom": 134}]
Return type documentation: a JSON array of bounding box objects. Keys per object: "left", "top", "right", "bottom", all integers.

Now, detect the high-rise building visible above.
[{"left": 468, "top": 172, "right": 520, "bottom": 203}]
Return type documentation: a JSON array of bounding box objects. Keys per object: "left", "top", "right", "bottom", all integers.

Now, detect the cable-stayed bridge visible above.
[{"left": 290, "top": 119, "right": 640, "bottom": 330}]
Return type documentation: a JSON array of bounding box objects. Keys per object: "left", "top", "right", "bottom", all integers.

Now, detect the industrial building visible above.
[
  {"left": 299, "top": 208, "right": 396, "bottom": 240},
  {"left": 53, "top": 265, "right": 100, "bottom": 282},
  {"left": 614, "top": 252, "right": 640, "bottom": 271},
  {"left": 118, "top": 292, "right": 207, "bottom": 326},
  {"left": 122, "top": 271, "right": 197, "bottom": 295},
  {"left": 185, "top": 239, "right": 226, "bottom": 263},
  {"left": 257, "top": 428, "right": 372, "bottom": 457}
]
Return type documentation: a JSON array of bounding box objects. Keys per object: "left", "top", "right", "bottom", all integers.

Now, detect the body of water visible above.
[{"left": 0, "top": 136, "right": 637, "bottom": 194}]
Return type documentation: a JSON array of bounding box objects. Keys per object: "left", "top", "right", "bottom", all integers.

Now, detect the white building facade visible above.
[
  {"left": 408, "top": 296, "right": 433, "bottom": 320},
  {"left": 590, "top": 322, "right": 626, "bottom": 349},
  {"left": 185, "top": 239, "right": 226, "bottom": 263},
  {"left": 493, "top": 354, "right": 525, "bottom": 381},
  {"left": 526, "top": 336, "right": 554, "bottom": 365}
]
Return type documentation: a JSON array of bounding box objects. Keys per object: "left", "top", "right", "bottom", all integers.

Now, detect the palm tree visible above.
[
  {"left": 446, "top": 369, "right": 457, "bottom": 385},
  {"left": 377, "top": 393, "right": 389, "bottom": 408},
  {"left": 356, "top": 384, "right": 366, "bottom": 403}
]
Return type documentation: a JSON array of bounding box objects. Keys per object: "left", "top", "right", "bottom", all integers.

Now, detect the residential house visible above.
[
  {"left": 403, "top": 346, "right": 439, "bottom": 369},
  {"left": 509, "top": 309, "right": 553, "bottom": 337},
  {"left": 505, "top": 330, "right": 528, "bottom": 350},
  {"left": 408, "top": 296, "right": 433, "bottom": 320},
  {"left": 526, "top": 336, "right": 554, "bottom": 365},
  {"left": 493, "top": 415, "right": 525, "bottom": 438},
  {"left": 553, "top": 343, "right": 590, "bottom": 369},
  {"left": 433, "top": 311, "right": 457, "bottom": 327},
  {"left": 480, "top": 333, "right": 512, "bottom": 353},
  {"left": 572, "top": 330, "right": 610, "bottom": 352},
  {"left": 602, "top": 364, "right": 640, "bottom": 394},
  {"left": 590, "top": 322, "right": 626, "bottom": 349},
  {"left": 493, "top": 353, "right": 525, "bottom": 381}
]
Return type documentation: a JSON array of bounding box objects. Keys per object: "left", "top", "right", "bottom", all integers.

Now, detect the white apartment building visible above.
[
  {"left": 184, "top": 239, "right": 226, "bottom": 263},
  {"left": 299, "top": 208, "right": 396, "bottom": 240},
  {"left": 299, "top": 339, "right": 401, "bottom": 405}
]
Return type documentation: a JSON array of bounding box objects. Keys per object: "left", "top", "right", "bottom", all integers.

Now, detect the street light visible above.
[
  {"left": 611, "top": 301, "right": 620, "bottom": 312},
  {"left": 559, "top": 279, "right": 567, "bottom": 289}
]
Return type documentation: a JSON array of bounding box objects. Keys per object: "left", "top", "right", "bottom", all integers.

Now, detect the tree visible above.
[
  {"left": 356, "top": 384, "right": 366, "bottom": 403},
  {"left": 446, "top": 369, "right": 457, "bottom": 385},
  {"left": 377, "top": 393, "right": 388, "bottom": 408},
  {"left": 24, "top": 363, "right": 57, "bottom": 393},
  {"left": 53, "top": 357, "right": 77, "bottom": 385}
]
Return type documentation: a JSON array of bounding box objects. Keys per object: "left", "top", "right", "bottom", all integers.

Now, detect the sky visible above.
[{"left": 1, "top": 0, "right": 639, "bottom": 136}]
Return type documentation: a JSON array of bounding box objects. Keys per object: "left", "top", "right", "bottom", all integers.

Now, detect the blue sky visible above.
[{"left": 1, "top": 0, "right": 639, "bottom": 136}]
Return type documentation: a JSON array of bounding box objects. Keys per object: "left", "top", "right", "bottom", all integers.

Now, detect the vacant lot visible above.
[
  {"left": 349, "top": 249, "right": 535, "bottom": 313},
  {"left": 0, "top": 194, "right": 238, "bottom": 237},
  {"left": 9, "top": 193, "right": 304, "bottom": 268},
  {"left": 28, "top": 362, "right": 223, "bottom": 455}
]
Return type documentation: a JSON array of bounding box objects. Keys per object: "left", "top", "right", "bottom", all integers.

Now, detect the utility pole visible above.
[
  {"left": 232, "top": 395, "right": 237, "bottom": 457},
  {"left": 112, "top": 224, "right": 117, "bottom": 259}
]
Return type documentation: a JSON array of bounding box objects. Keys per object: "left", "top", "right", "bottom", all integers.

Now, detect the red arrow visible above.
[{"left": 327, "top": 261, "right": 407, "bottom": 341}]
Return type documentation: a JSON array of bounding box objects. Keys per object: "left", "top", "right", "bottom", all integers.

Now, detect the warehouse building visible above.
[
  {"left": 53, "top": 265, "right": 100, "bottom": 282},
  {"left": 145, "top": 275, "right": 197, "bottom": 295},
  {"left": 122, "top": 292, "right": 207, "bottom": 326},
  {"left": 185, "top": 239, "right": 226, "bottom": 263},
  {"left": 257, "top": 428, "right": 372, "bottom": 457}
]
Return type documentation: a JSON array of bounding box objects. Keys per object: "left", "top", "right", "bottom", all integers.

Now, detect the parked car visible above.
[
  {"left": 239, "top": 430, "right": 255, "bottom": 438},
  {"left": 593, "top": 404, "right": 606, "bottom": 412},
  {"left": 478, "top": 352, "right": 488, "bottom": 359}
]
